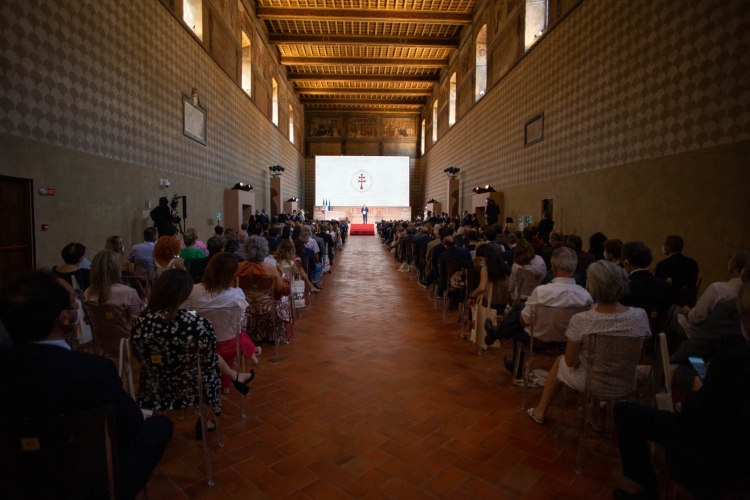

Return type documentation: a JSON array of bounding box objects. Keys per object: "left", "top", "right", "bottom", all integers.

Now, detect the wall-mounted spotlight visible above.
[
  {"left": 443, "top": 167, "right": 461, "bottom": 179},
  {"left": 286, "top": 197, "right": 299, "bottom": 202},
  {"left": 426, "top": 198, "right": 438, "bottom": 203},
  {"left": 472, "top": 185, "right": 497, "bottom": 194},
  {"left": 232, "top": 182, "right": 253, "bottom": 191},
  {"left": 269, "top": 165, "right": 285, "bottom": 178}
]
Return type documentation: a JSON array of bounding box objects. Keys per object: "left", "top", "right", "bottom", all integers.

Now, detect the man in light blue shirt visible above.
[{"left": 127, "top": 227, "right": 158, "bottom": 266}]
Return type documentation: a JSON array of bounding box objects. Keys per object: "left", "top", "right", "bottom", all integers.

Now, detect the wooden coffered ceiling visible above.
[{"left": 256, "top": 0, "right": 477, "bottom": 112}]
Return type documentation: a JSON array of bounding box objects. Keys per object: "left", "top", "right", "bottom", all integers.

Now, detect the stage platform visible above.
[{"left": 349, "top": 224, "right": 375, "bottom": 235}]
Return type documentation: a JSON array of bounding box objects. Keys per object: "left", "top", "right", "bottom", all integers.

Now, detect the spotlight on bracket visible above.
[
  {"left": 269, "top": 165, "right": 285, "bottom": 178},
  {"left": 231, "top": 182, "right": 253, "bottom": 191},
  {"left": 286, "top": 197, "right": 299, "bottom": 202},
  {"left": 443, "top": 167, "right": 461, "bottom": 179},
  {"left": 472, "top": 185, "right": 497, "bottom": 194}
]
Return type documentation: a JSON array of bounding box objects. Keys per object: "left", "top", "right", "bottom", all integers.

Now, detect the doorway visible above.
[
  {"left": 542, "top": 198, "right": 553, "bottom": 218},
  {"left": 0, "top": 176, "right": 35, "bottom": 286}
]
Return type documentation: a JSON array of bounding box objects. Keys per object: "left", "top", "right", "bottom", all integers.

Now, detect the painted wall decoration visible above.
[
  {"left": 309, "top": 116, "right": 343, "bottom": 137},
  {"left": 345, "top": 116, "right": 377, "bottom": 138},
  {"left": 382, "top": 117, "right": 416, "bottom": 138}
]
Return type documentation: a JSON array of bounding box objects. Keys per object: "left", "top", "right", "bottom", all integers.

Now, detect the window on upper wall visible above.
[
  {"left": 421, "top": 118, "right": 426, "bottom": 155},
  {"left": 432, "top": 100, "right": 438, "bottom": 144},
  {"left": 475, "top": 25, "right": 487, "bottom": 101},
  {"left": 183, "top": 0, "right": 203, "bottom": 40},
  {"left": 525, "top": 0, "right": 548, "bottom": 51},
  {"left": 449, "top": 72, "right": 457, "bottom": 127},
  {"left": 272, "top": 79, "right": 278, "bottom": 126},
  {"left": 241, "top": 31, "right": 251, "bottom": 96},
  {"left": 288, "top": 104, "right": 294, "bottom": 143}
]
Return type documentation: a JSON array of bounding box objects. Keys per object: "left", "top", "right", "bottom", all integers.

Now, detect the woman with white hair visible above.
[{"left": 526, "top": 260, "right": 650, "bottom": 428}]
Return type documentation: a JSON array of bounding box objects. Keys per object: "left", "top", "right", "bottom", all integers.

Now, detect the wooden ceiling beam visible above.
[
  {"left": 281, "top": 56, "right": 447, "bottom": 68},
  {"left": 269, "top": 34, "right": 460, "bottom": 48},
  {"left": 256, "top": 8, "right": 472, "bottom": 25},
  {"left": 296, "top": 88, "right": 433, "bottom": 96},
  {"left": 288, "top": 73, "right": 439, "bottom": 83},
  {"left": 300, "top": 97, "right": 426, "bottom": 105}
]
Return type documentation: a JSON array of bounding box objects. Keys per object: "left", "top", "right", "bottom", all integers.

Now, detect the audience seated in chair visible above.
[
  {"left": 180, "top": 229, "right": 206, "bottom": 272},
  {"left": 603, "top": 238, "right": 625, "bottom": 267},
  {"left": 526, "top": 260, "right": 651, "bottom": 428},
  {"left": 619, "top": 241, "right": 674, "bottom": 333},
  {"left": 654, "top": 235, "right": 700, "bottom": 307},
  {"left": 84, "top": 249, "right": 144, "bottom": 323},
  {"left": 493, "top": 247, "right": 594, "bottom": 378},
  {"left": 130, "top": 269, "right": 255, "bottom": 437},
  {"left": 467, "top": 243, "right": 511, "bottom": 313},
  {"left": 153, "top": 235, "right": 185, "bottom": 279},
  {"left": 565, "top": 234, "right": 596, "bottom": 286},
  {"left": 0, "top": 272, "right": 174, "bottom": 500},
  {"left": 127, "top": 226, "right": 158, "bottom": 270},
  {"left": 665, "top": 246, "right": 749, "bottom": 351},
  {"left": 236, "top": 236, "right": 292, "bottom": 344},
  {"left": 190, "top": 235, "right": 225, "bottom": 283},
  {"left": 52, "top": 242, "right": 90, "bottom": 291},
  {"left": 187, "top": 252, "right": 259, "bottom": 391},
  {"left": 508, "top": 240, "right": 547, "bottom": 300},
  {"left": 438, "top": 236, "right": 472, "bottom": 297},
  {"left": 611, "top": 281, "right": 750, "bottom": 500}
]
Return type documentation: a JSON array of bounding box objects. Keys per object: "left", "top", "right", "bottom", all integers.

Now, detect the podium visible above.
[{"left": 224, "top": 189, "right": 255, "bottom": 231}]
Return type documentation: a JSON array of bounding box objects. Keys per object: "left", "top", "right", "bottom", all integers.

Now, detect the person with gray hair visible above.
[
  {"left": 495, "top": 246, "right": 594, "bottom": 378},
  {"left": 610, "top": 279, "right": 750, "bottom": 500},
  {"left": 526, "top": 260, "right": 650, "bottom": 429},
  {"left": 235, "top": 236, "right": 292, "bottom": 343}
]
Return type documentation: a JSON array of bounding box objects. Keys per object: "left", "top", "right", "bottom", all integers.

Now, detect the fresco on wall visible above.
[
  {"left": 309, "top": 116, "right": 342, "bottom": 137},
  {"left": 345, "top": 116, "right": 377, "bottom": 138},
  {"left": 213, "top": 0, "right": 236, "bottom": 31},
  {"left": 382, "top": 117, "right": 416, "bottom": 138}
]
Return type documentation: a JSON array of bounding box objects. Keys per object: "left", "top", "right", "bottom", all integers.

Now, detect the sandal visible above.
[
  {"left": 526, "top": 408, "right": 545, "bottom": 425},
  {"left": 232, "top": 370, "right": 254, "bottom": 395}
]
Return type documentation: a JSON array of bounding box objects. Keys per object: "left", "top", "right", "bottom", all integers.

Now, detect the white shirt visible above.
[
  {"left": 509, "top": 255, "right": 548, "bottom": 299},
  {"left": 521, "top": 277, "right": 594, "bottom": 342},
  {"left": 34, "top": 339, "right": 71, "bottom": 350},
  {"left": 678, "top": 278, "right": 742, "bottom": 338},
  {"left": 186, "top": 285, "right": 248, "bottom": 342}
]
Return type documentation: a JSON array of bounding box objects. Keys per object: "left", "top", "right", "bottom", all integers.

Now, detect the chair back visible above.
[
  {"left": 133, "top": 258, "right": 155, "bottom": 281},
  {"left": 490, "top": 279, "right": 511, "bottom": 309},
  {"left": 583, "top": 333, "right": 645, "bottom": 399},
  {"left": 194, "top": 306, "right": 244, "bottom": 343},
  {"left": 649, "top": 333, "right": 674, "bottom": 411},
  {"left": 0, "top": 405, "right": 117, "bottom": 500},
  {"left": 530, "top": 304, "right": 590, "bottom": 343},
  {"left": 446, "top": 260, "right": 466, "bottom": 290},
  {"left": 83, "top": 301, "right": 139, "bottom": 357},
  {"left": 517, "top": 267, "right": 545, "bottom": 298},
  {"left": 134, "top": 326, "right": 203, "bottom": 410}
]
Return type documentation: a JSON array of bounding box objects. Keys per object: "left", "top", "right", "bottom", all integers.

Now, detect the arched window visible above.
[
  {"left": 241, "top": 31, "right": 251, "bottom": 96},
  {"left": 475, "top": 25, "right": 487, "bottom": 101},
  {"left": 288, "top": 104, "right": 294, "bottom": 143},
  {"left": 271, "top": 79, "right": 278, "bottom": 126},
  {"left": 432, "top": 100, "right": 438, "bottom": 144},
  {"left": 525, "top": 0, "right": 549, "bottom": 50},
  {"left": 449, "top": 72, "right": 457, "bottom": 126},
  {"left": 421, "top": 118, "right": 426, "bottom": 155},
  {"left": 183, "top": 0, "right": 203, "bottom": 40}
]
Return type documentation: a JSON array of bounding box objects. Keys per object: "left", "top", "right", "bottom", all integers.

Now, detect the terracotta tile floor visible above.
[{"left": 146, "top": 235, "right": 637, "bottom": 500}]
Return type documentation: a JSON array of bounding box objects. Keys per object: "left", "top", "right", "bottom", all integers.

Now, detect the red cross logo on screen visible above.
[{"left": 358, "top": 174, "right": 366, "bottom": 190}]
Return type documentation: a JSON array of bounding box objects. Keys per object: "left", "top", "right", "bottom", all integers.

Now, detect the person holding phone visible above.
[{"left": 611, "top": 281, "right": 750, "bottom": 500}]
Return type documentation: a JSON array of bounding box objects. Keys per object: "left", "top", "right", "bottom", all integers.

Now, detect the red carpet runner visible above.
[{"left": 349, "top": 224, "right": 374, "bottom": 235}]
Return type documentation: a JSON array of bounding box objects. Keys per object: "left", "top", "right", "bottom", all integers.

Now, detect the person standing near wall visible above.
[
  {"left": 362, "top": 205, "right": 369, "bottom": 224},
  {"left": 486, "top": 198, "right": 500, "bottom": 225}
]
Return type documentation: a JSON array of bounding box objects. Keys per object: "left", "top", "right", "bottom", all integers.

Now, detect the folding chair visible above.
[
  {"left": 0, "top": 405, "right": 118, "bottom": 500},
  {"left": 443, "top": 260, "right": 465, "bottom": 313},
  {"left": 242, "top": 277, "right": 282, "bottom": 357},
  {"left": 516, "top": 267, "right": 545, "bottom": 300}
]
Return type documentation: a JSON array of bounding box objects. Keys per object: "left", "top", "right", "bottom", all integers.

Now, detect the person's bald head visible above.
[{"left": 443, "top": 236, "right": 455, "bottom": 248}]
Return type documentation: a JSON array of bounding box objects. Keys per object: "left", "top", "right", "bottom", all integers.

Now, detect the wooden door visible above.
[{"left": 0, "top": 176, "right": 35, "bottom": 286}]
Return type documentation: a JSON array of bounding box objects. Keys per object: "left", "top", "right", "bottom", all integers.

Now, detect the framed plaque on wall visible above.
[
  {"left": 524, "top": 112, "right": 544, "bottom": 148},
  {"left": 183, "top": 89, "right": 207, "bottom": 145}
]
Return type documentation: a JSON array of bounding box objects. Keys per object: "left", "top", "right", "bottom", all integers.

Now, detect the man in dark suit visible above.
[
  {"left": 259, "top": 208, "right": 269, "bottom": 226},
  {"left": 361, "top": 205, "right": 369, "bottom": 224},
  {"left": 612, "top": 283, "right": 750, "bottom": 500},
  {"left": 438, "top": 236, "right": 472, "bottom": 295},
  {"left": 317, "top": 223, "right": 335, "bottom": 265},
  {"left": 485, "top": 198, "right": 500, "bottom": 225},
  {"left": 502, "top": 233, "right": 518, "bottom": 268},
  {"left": 266, "top": 226, "right": 282, "bottom": 253},
  {"left": 620, "top": 241, "right": 674, "bottom": 333},
  {"left": 542, "top": 230, "right": 563, "bottom": 269},
  {"left": 566, "top": 234, "right": 596, "bottom": 286},
  {"left": 536, "top": 211, "right": 555, "bottom": 243},
  {"left": 0, "top": 272, "right": 173, "bottom": 500},
  {"left": 654, "top": 235, "right": 700, "bottom": 307}
]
